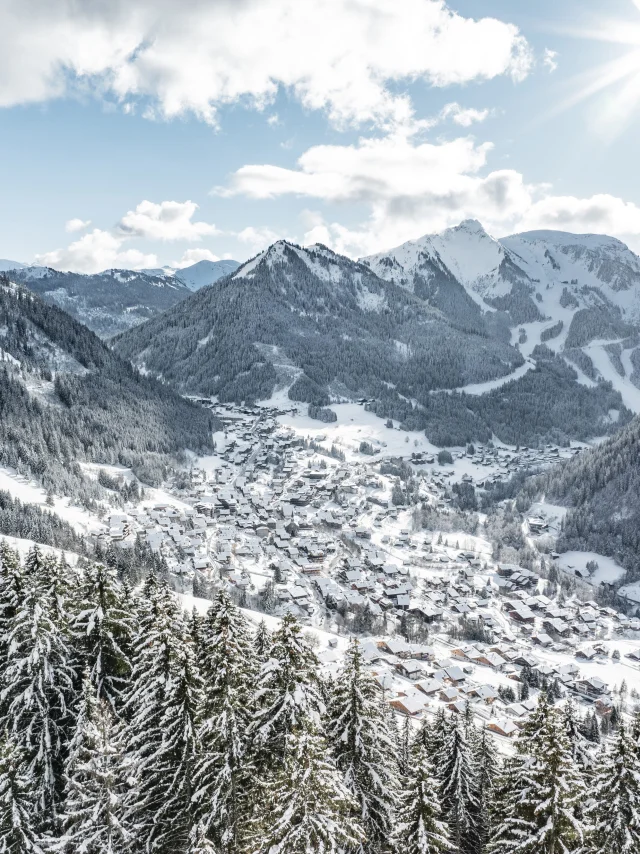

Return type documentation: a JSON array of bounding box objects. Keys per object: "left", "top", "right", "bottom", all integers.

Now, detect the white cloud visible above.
[
  {"left": 219, "top": 131, "right": 640, "bottom": 256},
  {"left": 440, "top": 103, "right": 491, "bottom": 127},
  {"left": 37, "top": 198, "right": 221, "bottom": 273},
  {"left": 235, "top": 226, "right": 283, "bottom": 251},
  {"left": 172, "top": 247, "right": 220, "bottom": 268},
  {"left": 65, "top": 217, "right": 92, "bottom": 233},
  {"left": 35, "top": 229, "right": 158, "bottom": 273},
  {"left": 543, "top": 49, "right": 559, "bottom": 73},
  {"left": 0, "top": 0, "right": 532, "bottom": 128},
  {"left": 116, "top": 200, "right": 220, "bottom": 241}
]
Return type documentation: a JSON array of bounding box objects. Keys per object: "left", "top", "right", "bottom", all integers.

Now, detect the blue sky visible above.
[{"left": 3, "top": 0, "right": 640, "bottom": 271}]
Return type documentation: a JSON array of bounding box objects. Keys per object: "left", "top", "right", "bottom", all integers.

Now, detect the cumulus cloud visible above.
[
  {"left": 219, "top": 131, "right": 640, "bottom": 256},
  {"left": 0, "top": 0, "right": 532, "bottom": 128},
  {"left": 440, "top": 103, "right": 491, "bottom": 127},
  {"left": 116, "top": 200, "right": 220, "bottom": 241},
  {"left": 172, "top": 248, "right": 221, "bottom": 267},
  {"left": 65, "top": 218, "right": 92, "bottom": 233},
  {"left": 36, "top": 199, "right": 222, "bottom": 273},
  {"left": 235, "top": 226, "right": 283, "bottom": 251},
  {"left": 35, "top": 229, "right": 158, "bottom": 273}
]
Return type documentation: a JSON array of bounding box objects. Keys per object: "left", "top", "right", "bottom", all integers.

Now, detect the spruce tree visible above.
[
  {"left": 193, "top": 590, "right": 256, "bottom": 854},
  {"left": 326, "top": 639, "right": 398, "bottom": 852},
  {"left": 488, "top": 692, "right": 586, "bottom": 854},
  {"left": 0, "top": 734, "right": 45, "bottom": 854},
  {"left": 392, "top": 739, "right": 451, "bottom": 854},
  {"left": 472, "top": 727, "right": 499, "bottom": 851},
  {"left": 72, "top": 563, "right": 135, "bottom": 716},
  {"left": 0, "top": 575, "right": 75, "bottom": 833},
  {"left": 187, "top": 821, "right": 220, "bottom": 854},
  {"left": 58, "top": 674, "right": 130, "bottom": 854},
  {"left": 589, "top": 722, "right": 640, "bottom": 854},
  {"left": 123, "top": 578, "right": 184, "bottom": 851},
  {"left": 250, "top": 613, "right": 324, "bottom": 766},
  {"left": 249, "top": 723, "right": 363, "bottom": 854},
  {"left": 150, "top": 619, "right": 203, "bottom": 853},
  {"left": 438, "top": 716, "right": 479, "bottom": 854},
  {"left": 253, "top": 618, "right": 270, "bottom": 663},
  {"left": 0, "top": 541, "right": 23, "bottom": 677}
]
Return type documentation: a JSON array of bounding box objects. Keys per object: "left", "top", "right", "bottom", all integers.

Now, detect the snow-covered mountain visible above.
[
  {"left": 114, "top": 238, "right": 523, "bottom": 408},
  {"left": 141, "top": 258, "right": 240, "bottom": 291},
  {"left": 7, "top": 266, "right": 194, "bottom": 337},
  {"left": 362, "top": 220, "right": 640, "bottom": 320},
  {"left": 174, "top": 258, "right": 240, "bottom": 290},
  {"left": 362, "top": 221, "right": 640, "bottom": 413},
  {"left": 0, "top": 259, "right": 26, "bottom": 271}
]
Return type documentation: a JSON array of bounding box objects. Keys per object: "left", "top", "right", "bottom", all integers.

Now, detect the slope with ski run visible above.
[{"left": 363, "top": 220, "right": 640, "bottom": 410}]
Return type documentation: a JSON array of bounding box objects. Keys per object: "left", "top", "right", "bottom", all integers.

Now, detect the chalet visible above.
[
  {"left": 390, "top": 695, "right": 425, "bottom": 717},
  {"left": 395, "top": 660, "right": 424, "bottom": 680},
  {"left": 415, "top": 678, "right": 442, "bottom": 697},
  {"left": 574, "top": 676, "right": 608, "bottom": 699},
  {"left": 487, "top": 719, "right": 518, "bottom": 738}
]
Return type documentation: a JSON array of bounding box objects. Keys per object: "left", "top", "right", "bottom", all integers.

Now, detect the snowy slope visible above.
[
  {"left": 174, "top": 258, "right": 240, "bottom": 291},
  {"left": 362, "top": 219, "right": 529, "bottom": 303},
  {"left": 502, "top": 230, "right": 640, "bottom": 319},
  {"left": 363, "top": 220, "right": 640, "bottom": 412}
]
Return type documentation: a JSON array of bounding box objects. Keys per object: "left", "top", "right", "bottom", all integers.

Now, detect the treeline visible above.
[
  {"left": 0, "top": 490, "right": 87, "bottom": 555},
  {"left": 1, "top": 545, "right": 636, "bottom": 854}
]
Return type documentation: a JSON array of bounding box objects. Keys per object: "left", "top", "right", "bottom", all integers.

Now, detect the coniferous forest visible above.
[{"left": 1, "top": 544, "right": 638, "bottom": 854}]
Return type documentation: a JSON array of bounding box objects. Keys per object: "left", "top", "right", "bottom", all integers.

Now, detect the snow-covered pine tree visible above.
[
  {"left": 326, "top": 638, "right": 398, "bottom": 853},
  {"left": 0, "top": 734, "right": 45, "bottom": 854},
  {"left": 38, "top": 553, "right": 71, "bottom": 629},
  {"left": 589, "top": 721, "right": 640, "bottom": 854},
  {"left": 58, "top": 673, "right": 129, "bottom": 854},
  {"left": 23, "top": 544, "right": 46, "bottom": 580},
  {"left": 392, "top": 738, "right": 451, "bottom": 854},
  {"left": 424, "top": 707, "right": 450, "bottom": 761},
  {"left": 253, "top": 618, "right": 270, "bottom": 663},
  {"left": 72, "top": 563, "right": 136, "bottom": 717},
  {"left": 193, "top": 590, "right": 256, "bottom": 854},
  {"left": 249, "top": 725, "right": 364, "bottom": 854},
  {"left": 399, "top": 715, "right": 412, "bottom": 778},
  {"left": 438, "top": 715, "right": 479, "bottom": 854},
  {"left": 249, "top": 613, "right": 324, "bottom": 767},
  {"left": 0, "top": 573, "right": 75, "bottom": 833},
  {"left": 562, "top": 699, "right": 594, "bottom": 777},
  {"left": 471, "top": 727, "right": 500, "bottom": 852},
  {"left": 0, "top": 541, "right": 23, "bottom": 676},
  {"left": 123, "top": 577, "right": 185, "bottom": 851},
  {"left": 488, "top": 692, "right": 586, "bottom": 854},
  {"left": 149, "top": 617, "right": 203, "bottom": 854},
  {"left": 187, "top": 821, "right": 219, "bottom": 854}
]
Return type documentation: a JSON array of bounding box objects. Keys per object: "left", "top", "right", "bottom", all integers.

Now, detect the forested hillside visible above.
[
  {"left": 518, "top": 415, "right": 640, "bottom": 582},
  {"left": 114, "top": 240, "right": 523, "bottom": 405},
  {"left": 0, "top": 547, "right": 633, "bottom": 854},
  {"left": 114, "top": 240, "right": 634, "bottom": 446},
  {"left": 0, "top": 277, "right": 217, "bottom": 501}
]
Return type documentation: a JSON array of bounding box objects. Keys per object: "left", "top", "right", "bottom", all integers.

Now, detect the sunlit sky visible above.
[{"left": 3, "top": 0, "right": 640, "bottom": 271}]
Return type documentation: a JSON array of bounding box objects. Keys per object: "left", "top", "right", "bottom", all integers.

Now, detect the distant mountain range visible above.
[{"left": 1, "top": 258, "right": 239, "bottom": 336}]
